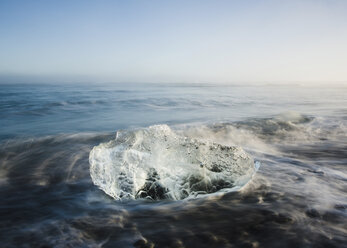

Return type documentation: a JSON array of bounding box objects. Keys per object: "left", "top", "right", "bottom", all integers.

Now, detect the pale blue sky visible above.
[{"left": 0, "top": 0, "right": 347, "bottom": 83}]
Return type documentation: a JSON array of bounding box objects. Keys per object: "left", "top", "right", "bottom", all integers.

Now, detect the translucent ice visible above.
[{"left": 89, "top": 125, "right": 258, "bottom": 200}]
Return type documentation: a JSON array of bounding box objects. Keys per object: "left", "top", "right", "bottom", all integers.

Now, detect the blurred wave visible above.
[
  {"left": 0, "top": 84, "right": 346, "bottom": 247},
  {"left": 0, "top": 113, "right": 346, "bottom": 247}
]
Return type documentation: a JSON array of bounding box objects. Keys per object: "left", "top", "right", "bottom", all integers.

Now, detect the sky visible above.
[{"left": 0, "top": 0, "right": 347, "bottom": 84}]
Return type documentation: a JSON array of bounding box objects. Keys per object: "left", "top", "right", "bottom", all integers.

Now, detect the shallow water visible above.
[{"left": 0, "top": 83, "right": 346, "bottom": 248}]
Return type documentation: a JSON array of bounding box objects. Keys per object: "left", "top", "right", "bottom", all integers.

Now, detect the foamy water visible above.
[{"left": 0, "top": 83, "right": 346, "bottom": 247}]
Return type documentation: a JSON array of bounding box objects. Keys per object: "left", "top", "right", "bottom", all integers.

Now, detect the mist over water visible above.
[{"left": 0, "top": 83, "right": 346, "bottom": 248}]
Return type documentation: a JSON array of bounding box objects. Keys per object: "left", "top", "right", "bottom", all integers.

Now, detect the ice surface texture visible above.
[{"left": 89, "top": 125, "right": 258, "bottom": 200}]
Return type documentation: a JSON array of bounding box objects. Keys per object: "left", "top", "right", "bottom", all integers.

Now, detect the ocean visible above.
[{"left": 0, "top": 83, "right": 346, "bottom": 247}]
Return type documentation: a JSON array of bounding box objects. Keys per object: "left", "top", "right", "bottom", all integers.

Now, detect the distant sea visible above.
[{"left": 0, "top": 83, "right": 346, "bottom": 247}]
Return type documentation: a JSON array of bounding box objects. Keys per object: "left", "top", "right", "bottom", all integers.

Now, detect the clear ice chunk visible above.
[{"left": 89, "top": 125, "right": 258, "bottom": 200}]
